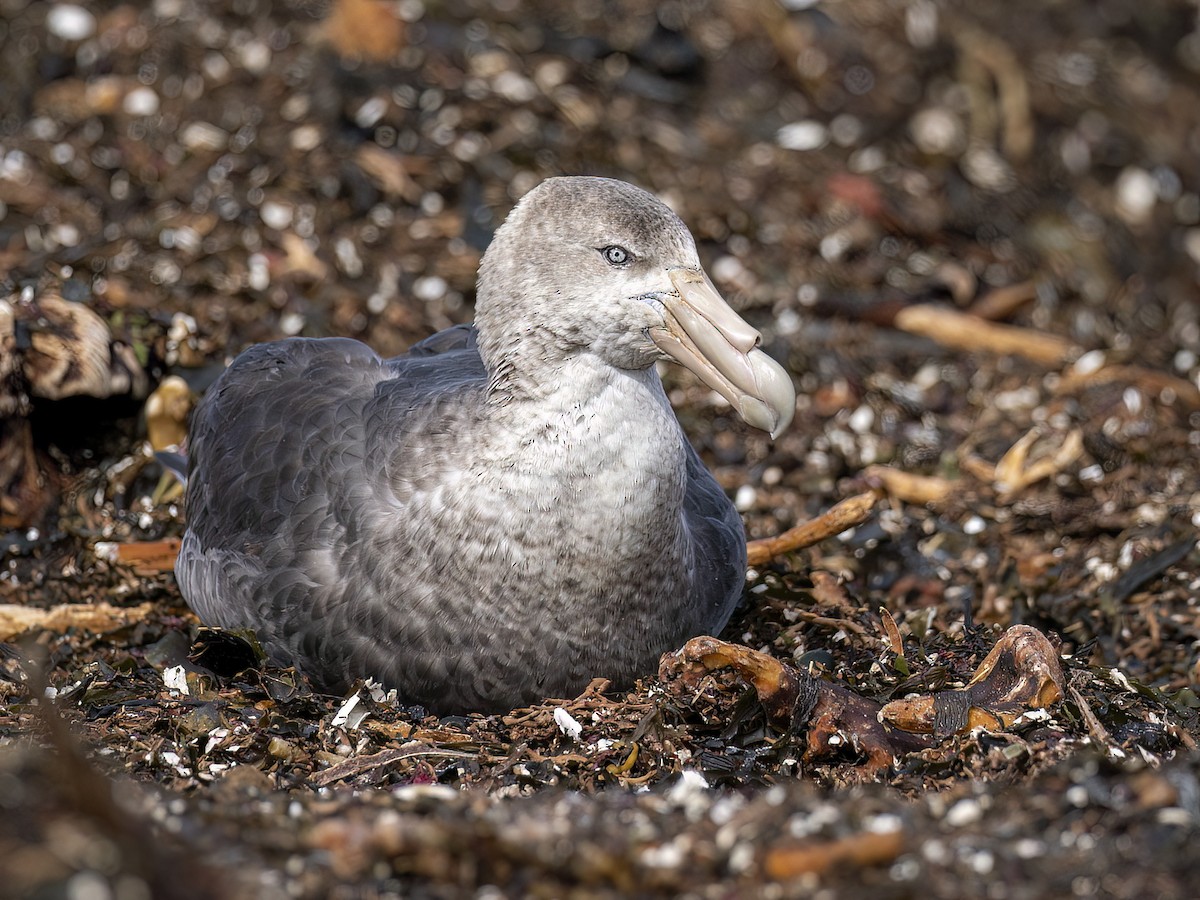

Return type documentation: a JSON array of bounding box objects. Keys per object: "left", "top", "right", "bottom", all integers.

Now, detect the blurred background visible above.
[{"left": 3, "top": 4, "right": 1200, "bottom": 897}]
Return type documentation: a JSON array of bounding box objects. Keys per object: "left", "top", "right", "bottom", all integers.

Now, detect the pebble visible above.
[
  {"left": 910, "top": 107, "right": 964, "bottom": 155},
  {"left": 123, "top": 86, "right": 161, "bottom": 116},
  {"left": 552, "top": 707, "right": 583, "bottom": 740},
  {"left": 280, "top": 312, "right": 306, "bottom": 336},
  {"left": 1115, "top": 166, "right": 1158, "bottom": 224},
  {"left": 905, "top": 1, "right": 938, "bottom": 47},
  {"left": 1071, "top": 349, "right": 1107, "bottom": 376},
  {"left": 1014, "top": 838, "right": 1046, "bottom": 859},
  {"left": 776, "top": 120, "right": 828, "bottom": 152},
  {"left": 202, "top": 52, "right": 232, "bottom": 82},
  {"left": 962, "top": 145, "right": 1016, "bottom": 192},
  {"left": 493, "top": 71, "right": 538, "bottom": 104},
  {"left": 847, "top": 404, "right": 875, "bottom": 434},
  {"left": 260, "top": 200, "right": 294, "bottom": 230},
  {"left": 735, "top": 484, "right": 757, "bottom": 512},
  {"left": 944, "top": 797, "right": 982, "bottom": 827},
  {"left": 291, "top": 125, "right": 323, "bottom": 151},
  {"left": 969, "top": 849, "right": 995, "bottom": 875},
  {"left": 413, "top": 275, "right": 447, "bottom": 302},
  {"left": 355, "top": 97, "right": 389, "bottom": 129},
  {"left": 46, "top": 4, "right": 96, "bottom": 41},
  {"left": 163, "top": 665, "right": 189, "bottom": 694},
  {"left": 180, "top": 121, "right": 229, "bottom": 152},
  {"left": 335, "top": 237, "right": 363, "bottom": 278},
  {"left": 248, "top": 253, "right": 270, "bottom": 291},
  {"left": 237, "top": 39, "right": 272, "bottom": 74},
  {"left": 65, "top": 872, "right": 111, "bottom": 900},
  {"left": 711, "top": 255, "right": 745, "bottom": 284}
]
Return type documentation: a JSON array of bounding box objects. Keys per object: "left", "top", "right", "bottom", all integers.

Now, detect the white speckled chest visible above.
[{"left": 387, "top": 355, "right": 692, "bottom": 612}]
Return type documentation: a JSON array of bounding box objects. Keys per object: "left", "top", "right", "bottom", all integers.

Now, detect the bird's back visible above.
[{"left": 177, "top": 331, "right": 488, "bottom": 692}]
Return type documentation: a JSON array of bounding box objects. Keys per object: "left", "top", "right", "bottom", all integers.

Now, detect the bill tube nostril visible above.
[{"left": 650, "top": 268, "right": 796, "bottom": 438}]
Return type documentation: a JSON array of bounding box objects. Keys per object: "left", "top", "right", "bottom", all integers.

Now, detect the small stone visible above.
[
  {"left": 248, "top": 253, "right": 270, "bottom": 291},
  {"left": 280, "top": 312, "right": 306, "bottom": 336},
  {"left": 260, "top": 200, "right": 294, "bottom": 231},
  {"left": 847, "top": 404, "right": 875, "bottom": 434},
  {"left": 123, "top": 86, "right": 160, "bottom": 116},
  {"left": 963, "top": 515, "right": 986, "bottom": 535},
  {"left": 962, "top": 145, "right": 1016, "bottom": 192},
  {"left": 238, "top": 39, "right": 272, "bottom": 74},
  {"left": 711, "top": 255, "right": 745, "bottom": 285},
  {"left": 335, "top": 238, "right": 363, "bottom": 278},
  {"left": 944, "top": 797, "right": 982, "bottom": 826},
  {"left": 552, "top": 707, "right": 583, "bottom": 739},
  {"left": 413, "top": 275, "right": 446, "bottom": 302},
  {"left": 47, "top": 4, "right": 96, "bottom": 41},
  {"left": 910, "top": 107, "right": 965, "bottom": 156},
  {"left": 1072, "top": 349, "right": 1107, "bottom": 376},
  {"left": 163, "top": 665, "right": 189, "bottom": 694},
  {"left": 355, "top": 96, "right": 388, "bottom": 129},
  {"left": 291, "top": 125, "right": 323, "bottom": 152},
  {"left": 777, "top": 120, "right": 828, "bottom": 152},
  {"left": 493, "top": 71, "right": 538, "bottom": 104},
  {"left": 180, "top": 121, "right": 229, "bottom": 152},
  {"left": 1115, "top": 166, "right": 1157, "bottom": 224}
]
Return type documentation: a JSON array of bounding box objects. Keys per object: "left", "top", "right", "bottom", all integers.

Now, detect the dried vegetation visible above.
[{"left": 2, "top": 0, "right": 1199, "bottom": 897}]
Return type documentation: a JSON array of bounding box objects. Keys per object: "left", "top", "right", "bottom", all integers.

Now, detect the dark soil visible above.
[{"left": 2, "top": 1, "right": 1199, "bottom": 897}]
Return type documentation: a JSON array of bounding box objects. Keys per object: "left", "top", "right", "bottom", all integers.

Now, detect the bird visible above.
[{"left": 176, "top": 176, "right": 795, "bottom": 714}]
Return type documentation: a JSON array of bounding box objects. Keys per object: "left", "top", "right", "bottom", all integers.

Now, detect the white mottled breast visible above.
[{"left": 392, "top": 354, "right": 690, "bottom": 597}]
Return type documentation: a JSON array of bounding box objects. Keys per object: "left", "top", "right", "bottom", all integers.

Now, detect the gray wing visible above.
[
  {"left": 681, "top": 441, "right": 748, "bottom": 636},
  {"left": 176, "top": 330, "right": 486, "bottom": 693}
]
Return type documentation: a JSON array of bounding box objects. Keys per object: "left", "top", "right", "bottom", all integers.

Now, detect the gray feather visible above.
[{"left": 177, "top": 178, "right": 756, "bottom": 714}]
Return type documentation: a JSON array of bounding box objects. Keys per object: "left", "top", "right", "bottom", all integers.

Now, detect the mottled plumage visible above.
[{"left": 177, "top": 177, "right": 794, "bottom": 713}]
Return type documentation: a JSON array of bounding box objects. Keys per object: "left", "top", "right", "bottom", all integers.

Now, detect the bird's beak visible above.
[{"left": 648, "top": 268, "right": 795, "bottom": 438}]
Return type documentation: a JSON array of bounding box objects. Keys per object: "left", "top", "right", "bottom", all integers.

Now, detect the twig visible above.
[
  {"left": 1057, "top": 363, "right": 1200, "bottom": 411},
  {"left": 893, "top": 304, "right": 1077, "bottom": 366},
  {"left": 95, "top": 538, "right": 182, "bottom": 575},
  {"left": 968, "top": 280, "right": 1037, "bottom": 321},
  {"left": 746, "top": 490, "right": 880, "bottom": 566},
  {"left": 0, "top": 601, "right": 156, "bottom": 641},
  {"left": 862, "top": 465, "right": 954, "bottom": 506},
  {"left": 955, "top": 27, "right": 1033, "bottom": 162},
  {"left": 311, "top": 745, "right": 477, "bottom": 787}
]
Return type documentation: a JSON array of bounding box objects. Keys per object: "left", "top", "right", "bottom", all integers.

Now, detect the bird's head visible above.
[{"left": 476, "top": 176, "right": 795, "bottom": 438}]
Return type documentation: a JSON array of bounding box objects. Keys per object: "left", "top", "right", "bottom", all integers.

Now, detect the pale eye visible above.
[{"left": 600, "top": 245, "right": 631, "bottom": 266}]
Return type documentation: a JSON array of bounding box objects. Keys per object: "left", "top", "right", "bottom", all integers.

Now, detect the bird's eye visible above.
[{"left": 601, "top": 245, "right": 631, "bottom": 266}]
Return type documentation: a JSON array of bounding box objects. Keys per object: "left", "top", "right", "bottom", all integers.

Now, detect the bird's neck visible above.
[
  {"left": 481, "top": 352, "right": 680, "bottom": 460},
  {"left": 477, "top": 312, "right": 582, "bottom": 405}
]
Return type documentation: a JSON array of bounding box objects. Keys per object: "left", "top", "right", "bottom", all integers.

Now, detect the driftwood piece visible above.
[
  {"left": 660, "top": 635, "right": 934, "bottom": 775},
  {"left": 1057, "top": 362, "right": 1200, "bottom": 411},
  {"left": 961, "top": 427, "right": 1084, "bottom": 501},
  {"left": 746, "top": 490, "right": 880, "bottom": 566},
  {"left": 861, "top": 465, "right": 954, "bottom": 506},
  {"left": 967, "top": 280, "right": 1037, "bottom": 321},
  {"left": 879, "top": 625, "right": 1065, "bottom": 735},
  {"left": 0, "top": 602, "right": 156, "bottom": 642},
  {"left": 763, "top": 827, "right": 906, "bottom": 879},
  {"left": 893, "top": 304, "right": 1077, "bottom": 366},
  {"left": 661, "top": 625, "right": 1066, "bottom": 775},
  {"left": 94, "top": 538, "right": 183, "bottom": 576}
]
